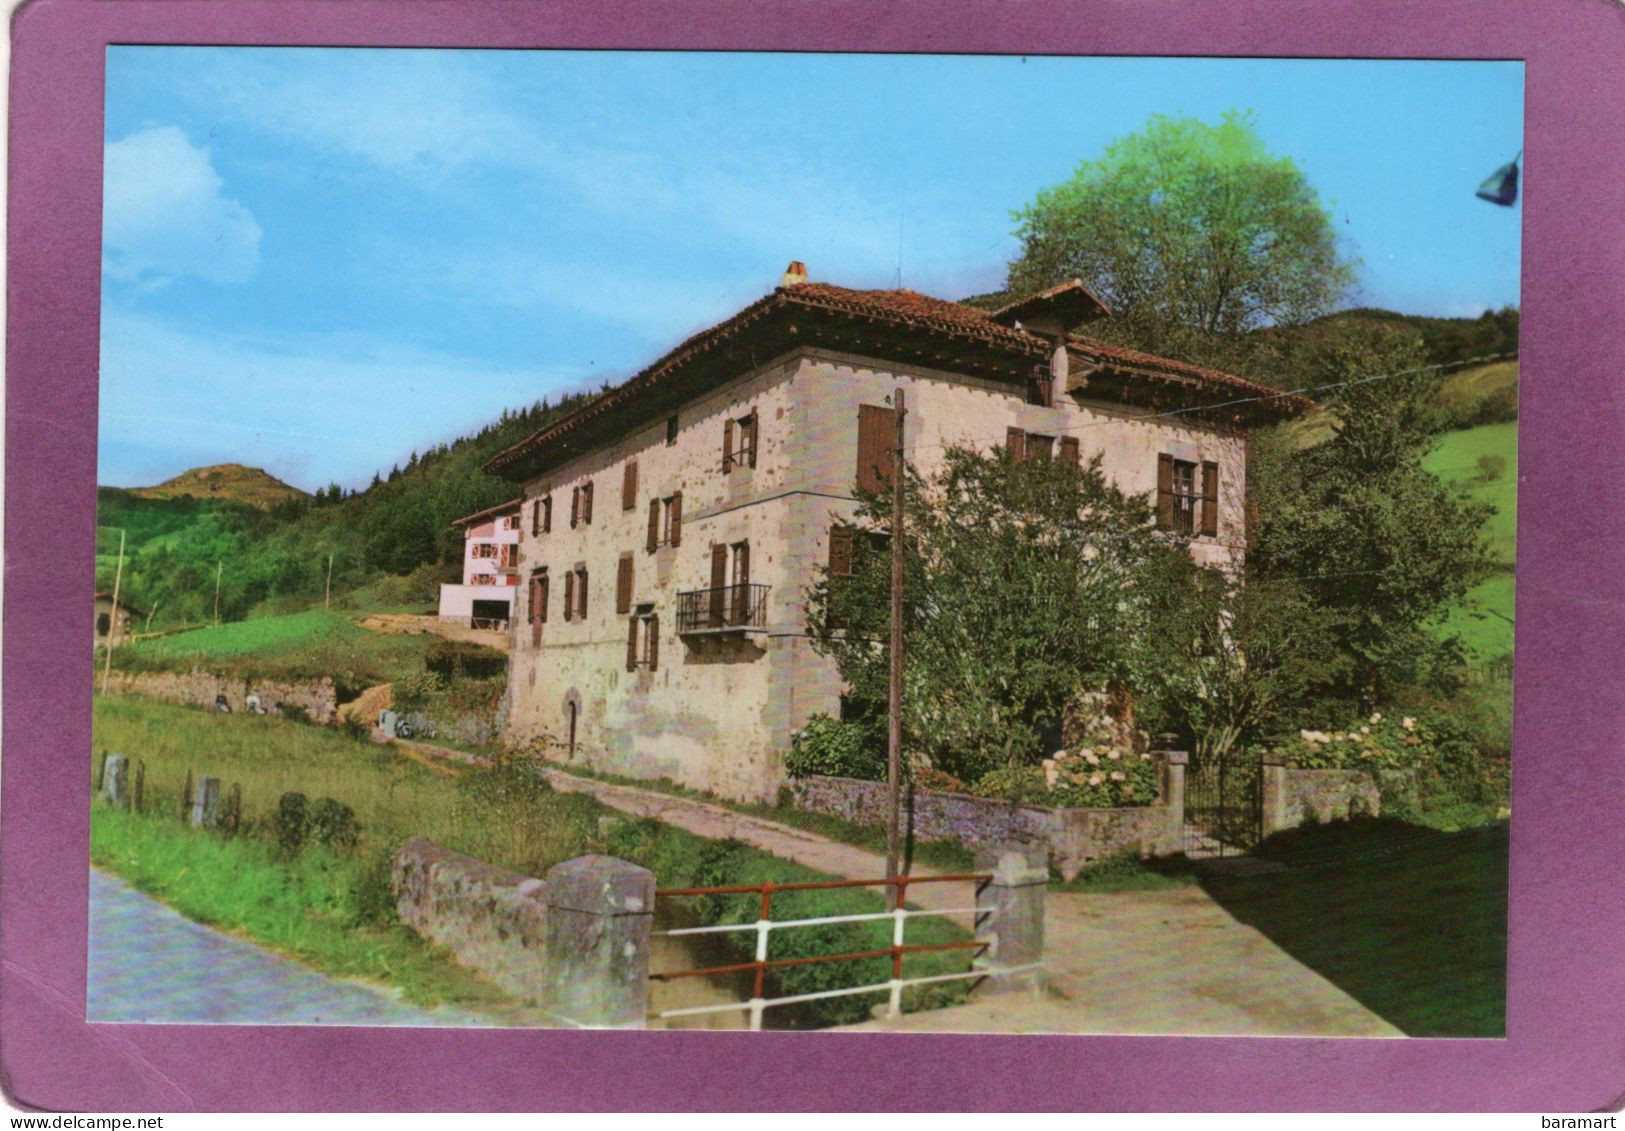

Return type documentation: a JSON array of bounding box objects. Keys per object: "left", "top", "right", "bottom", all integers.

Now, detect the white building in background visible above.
[{"left": 438, "top": 499, "right": 522, "bottom": 629}]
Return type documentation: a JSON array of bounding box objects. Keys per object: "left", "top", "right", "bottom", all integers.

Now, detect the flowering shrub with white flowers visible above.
[
  {"left": 970, "top": 746, "right": 1158, "bottom": 808},
  {"left": 1273, "top": 712, "right": 1433, "bottom": 772}
]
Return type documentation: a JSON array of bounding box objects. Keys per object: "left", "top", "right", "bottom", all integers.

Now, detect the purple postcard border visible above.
[{"left": 5, "top": 0, "right": 1623, "bottom": 1113}]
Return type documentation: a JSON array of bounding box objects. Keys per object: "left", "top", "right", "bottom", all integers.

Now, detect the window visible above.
[
  {"left": 723, "top": 409, "right": 758, "bottom": 472},
  {"left": 616, "top": 552, "right": 635, "bottom": 614},
  {"left": 498, "top": 545, "right": 517, "bottom": 570},
  {"left": 856, "top": 404, "right": 894, "bottom": 493},
  {"left": 706, "top": 540, "right": 751, "bottom": 626},
  {"left": 829, "top": 523, "right": 889, "bottom": 578},
  {"left": 647, "top": 492, "right": 683, "bottom": 551},
  {"left": 1007, "top": 428, "right": 1080, "bottom": 466},
  {"left": 533, "top": 494, "right": 552, "bottom": 536},
  {"left": 502, "top": 515, "right": 520, "bottom": 531},
  {"left": 666, "top": 414, "right": 679, "bottom": 445},
  {"left": 627, "top": 604, "right": 660, "bottom": 672},
  {"left": 528, "top": 569, "right": 548, "bottom": 646},
  {"left": 472, "top": 543, "right": 498, "bottom": 559},
  {"left": 622, "top": 460, "right": 638, "bottom": 511},
  {"left": 563, "top": 566, "right": 588, "bottom": 620},
  {"left": 1156, "top": 455, "right": 1219, "bottom": 536},
  {"left": 571, "top": 481, "right": 594, "bottom": 527}
]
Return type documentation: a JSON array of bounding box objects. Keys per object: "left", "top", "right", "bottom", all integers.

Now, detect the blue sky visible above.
[{"left": 100, "top": 49, "right": 1523, "bottom": 492}]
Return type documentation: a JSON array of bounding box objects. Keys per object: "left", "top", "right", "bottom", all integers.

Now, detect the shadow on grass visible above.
[{"left": 1198, "top": 816, "right": 1508, "bottom": 1037}]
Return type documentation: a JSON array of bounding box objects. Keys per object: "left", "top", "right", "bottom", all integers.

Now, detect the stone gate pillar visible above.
[{"left": 543, "top": 854, "right": 655, "bottom": 1028}]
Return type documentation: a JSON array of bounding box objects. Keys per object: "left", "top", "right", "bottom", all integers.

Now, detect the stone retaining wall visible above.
[
  {"left": 102, "top": 669, "right": 337, "bottom": 724},
  {"left": 393, "top": 837, "right": 552, "bottom": 1004},
  {"left": 1261, "top": 764, "right": 1382, "bottom": 836},
  {"left": 787, "top": 763, "right": 1185, "bottom": 880}
]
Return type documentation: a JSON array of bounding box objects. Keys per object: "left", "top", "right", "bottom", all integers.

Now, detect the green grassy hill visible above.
[{"left": 1423, "top": 420, "right": 1517, "bottom": 660}]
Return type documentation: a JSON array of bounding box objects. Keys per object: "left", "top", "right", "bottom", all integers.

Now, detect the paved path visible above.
[
  {"left": 87, "top": 869, "right": 491, "bottom": 1027},
  {"left": 542, "top": 769, "right": 1402, "bottom": 1038}
]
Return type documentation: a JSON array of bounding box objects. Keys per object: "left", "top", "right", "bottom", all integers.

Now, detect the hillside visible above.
[
  {"left": 96, "top": 391, "right": 596, "bottom": 631},
  {"left": 129, "top": 463, "right": 309, "bottom": 509}
]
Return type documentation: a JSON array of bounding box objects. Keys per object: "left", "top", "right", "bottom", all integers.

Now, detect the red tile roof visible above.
[
  {"left": 450, "top": 497, "right": 523, "bottom": 528},
  {"left": 485, "top": 278, "right": 1300, "bottom": 479}
]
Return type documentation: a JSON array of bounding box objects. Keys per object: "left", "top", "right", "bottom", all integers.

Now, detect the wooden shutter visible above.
[
  {"left": 746, "top": 413, "right": 759, "bottom": 468},
  {"left": 1156, "top": 454, "right": 1175, "bottom": 530},
  {"left": 623, "top": 461, "right": 638, "bottom": 510},
  {"left": 1006, "top": 427, "right": 1026, "bottom": 464},
  {"left": 647, "top": 615, "right": 659, "bottom": 673},
  {"left": 829, "top": 524, "right": 854, "bottom": 577},
  {"left": 542, "top": 495, "right": 551, "bottom": 533},
  {"left": 538, "top": 572, "right": 548, "bottom": 623},
  {"left": 857, "top": 404, "right": 892, "bottom": 493},
  {"left": 528, "top": 575, "right": 543, "bottom": 623},
  {"left": 709, "top": 544, "right": 728, "bottom": 626},
  {"left": 532, "top": 498, "right": 542, "bottom": 537},
  {"left": 570, "top": 487, "right": 580, "bottom": 528},
  {"left": 647, "top": 498, "right": 661, "bottom": 552},
  {"left": 577, "top": 568, "right": 588, "bottom": 617},
  {"left": 733, "top": 542, "right": 751, "bottom": 626},
  {"left": 1060, "top": 436, "right": 1081, "bottom": 465},
  {"left": 723, "top": 417, "right": 735, "bottom": 472},
  {"left": 1028, "top": 434, "right": 1054, "bottom": 460},
  {"left": 616, "top": 554, "right": 633, "bottom": 614},
  {"left": 1200, "top": 460, "right": 1220, "bottom": 537},
  {"left": 563, "top": 570, "right": 574, "bottom": 621},
  {"left": 627, "top": 615, "right": 639, "bottom": 671},
  {"left": 582, "top": 482, "right": 593, "bottom": 524},
  {"left": 669, "top": 492, "right": 682, "bottom": 546}
]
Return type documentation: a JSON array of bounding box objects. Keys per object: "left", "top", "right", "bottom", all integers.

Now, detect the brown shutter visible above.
[
  {"left": 857, "top": 404, "right": 891, "bottom": 493},
  {"left": 627, "top": 614, "right": 639, "bottom": 671},
  {"left": 723, "top": 417, "right": 735, "bottom": 472},
  {"left": 709, "top": 544, "right": 727, "bottom": 626},
  {"left": 669, "top": 492, "right": 682, "bottom": 547},
  {"left": 542, "top": 495, "right": 551, "bottom": 533},
  {"left": 539, "top": 572, "right": 548, "bottom": 623},
  {"left": 583, "top": 482, "right": 593, "bottom": 524},
  {"left": 1156, "top": 454, "right": 1175, "bottom": 530},
  {"left": 736, "top": 540, "right": 750, "bottom": 588},
  {"left": 577, "top": 568, "right": 588, "bottom": 617},
  {"left": 647, "top": 498, "right": 661, "bottom": 552},
  {"left": 1200, "top": 460, "right": 1220, "bottom": 537},
  {"left": 647, "top": 615, "right": 659, "bottom": 673},
  {"left": 616, "top": 554, "right": 633, "bottom": 614},
  {"left": 747, "top": 412, "right": 759, "bottom": 468},
  {"left": 528, "top": 576, "right": 542, "bottom": 624},
  {"left": 1060, "top": 435, "right": 1080, "bottom": 465},
  {"left": 570, "top": 486, "right": 580, "bottom": 528},
  {"left": 829, "top": 524, "right": 854, "bottom": 577},
  {"left": 532, "top": 499, "right": 541, "bottom": 537},
  {"left": 563, "top": 570, "right": 574, "bottom": 621},
  {"left": 623, "top": 461, "right": 638, "bottom": 510},
  {"left": 1006, "top": 427, "right": 1026, "bottom": 464}
]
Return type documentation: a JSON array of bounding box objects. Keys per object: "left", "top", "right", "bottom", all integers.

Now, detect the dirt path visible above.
[{"left": 358, "top": 613, "right": 509, "bottom": 651}]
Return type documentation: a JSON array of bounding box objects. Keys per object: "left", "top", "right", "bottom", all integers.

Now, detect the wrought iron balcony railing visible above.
[{"left": 675, "top": 583, "right": 769, "bottom": 635}]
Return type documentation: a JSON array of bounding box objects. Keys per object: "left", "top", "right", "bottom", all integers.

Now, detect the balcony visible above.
[{"left": 676, "top": 584, "right": 769, "bottom": 635}]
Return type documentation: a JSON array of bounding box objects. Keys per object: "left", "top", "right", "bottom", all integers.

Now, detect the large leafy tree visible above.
[
  {"left": 806, "top": 446, "right": 1175, "bottom": 782},
  {"left": 1007, "top": 110, "right": 1353, "bottom": 366},
  {"left": 1250, "top": 326, "right": 1494, "bottom": 707}
]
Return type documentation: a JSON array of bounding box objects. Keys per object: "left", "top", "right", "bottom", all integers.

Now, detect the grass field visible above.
[
  {"left": 109, "top": 609, "right": 432, "bottom": 691},
  {"left": 1203, "top": 817, "right": 1507, "bottom": 1037},
  {"left": 1424, "top": 420, "right": 1517, "bottom": 659}
]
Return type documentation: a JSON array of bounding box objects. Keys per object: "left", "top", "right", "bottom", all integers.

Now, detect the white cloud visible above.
[{"left": 103, "top": 126, "right": 262, "bottom": 285}]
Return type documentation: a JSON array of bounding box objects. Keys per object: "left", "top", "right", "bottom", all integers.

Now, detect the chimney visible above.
[{"left": 780, "top": 260, "right": 808, "bottom": 288}]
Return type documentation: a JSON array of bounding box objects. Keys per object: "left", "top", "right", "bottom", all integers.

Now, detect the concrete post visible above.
[
  {"left": 1159, "top": 750, "right": 1189, "bottom": 852},
  {"left": 101, "top": 755, "right": 129, "bottom": 808},
  {"left": 543, "top": 854, "right": 655, "bottom": 1028},
  {"left": 972, "top": 843, "right": 1047, "bottom": 995},
  {"left": 1260, "top": 753, "right": 1289, "bottom": 837},
  {"left": 190, "top": 776, "right": 221, "bottom": 828}
]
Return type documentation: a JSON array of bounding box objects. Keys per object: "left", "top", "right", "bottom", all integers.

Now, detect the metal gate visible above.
[{"left": 1183, "top": 749, "right": 1263, "bottom": 857}]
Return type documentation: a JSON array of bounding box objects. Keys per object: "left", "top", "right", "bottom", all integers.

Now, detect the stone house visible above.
[
  {"left": 94, "top": 591, "right": 143, "bottom": 648},
  {"left": 486, "top": 263, "right": 1300, "bottom": 802},
  {"left": 437, "top": 498, "right": 522, "bottom": 629}
]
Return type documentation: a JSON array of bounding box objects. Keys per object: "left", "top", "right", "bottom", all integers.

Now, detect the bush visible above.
[
  {"left": 968, "top": 765, "right": 1050, "bottom": 804},
  {"left": 424, "top": 639, "right": 507, "bottom": 680},
  {"left": 911, "top": 766, "right": 968, "bottom": 793},
  {"left": 275, "top": 792, "right": 309, "bottom": 854},
  {"left": 1474, "top": 453, "right": 1507, "bottom": 483},
  {"left": 784, "top": 715, "right": 886, "bottom": 781},
  {"left": 308, "top": 798, "right": 360, "bottom": 852},
  {"left": 969, "top": 747, "right": 1158, "bottom": 808},
  {"left": 392, "top": 671, "right": 444, "bottom": 713}
]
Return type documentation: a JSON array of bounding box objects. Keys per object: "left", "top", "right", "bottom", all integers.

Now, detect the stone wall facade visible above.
[
  {"left": 787, "top": 763, "right": 1185, "bottom": 881},
  {"left": 102, "top": 669, "right": 337, "bottom": 724},
  {"left": 1261, "top": 764, "right": 1382, "bottom": 836},
  {"left": 503, "top": 341, "right": 1248, "bottom": 803}
]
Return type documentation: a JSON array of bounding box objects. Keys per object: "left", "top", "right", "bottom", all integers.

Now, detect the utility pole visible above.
[
  {"left": 886, "top": 388, "right": 906, "bottom": 909},
  {"left": 324, "top": 552, "right": 334, "bottom": 611},
  {"left": 213, "top": 560, "right": 223, "bottom": 627},
  {"left": 100, "top": 530, "right": 125, "bottom": 697}
]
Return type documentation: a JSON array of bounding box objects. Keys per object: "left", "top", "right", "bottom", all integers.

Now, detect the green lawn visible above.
[
  {"left": 1200, "top": 817, "right": 1507, "bottom": 1036},
  {"left": 109, "top": 609, "right": 431, "bottom": 691},
  {"left": 1423, "top": 420, "right": 1517, "bottom": 660}
]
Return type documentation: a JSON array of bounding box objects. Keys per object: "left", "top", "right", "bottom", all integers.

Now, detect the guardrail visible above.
[
  {"left": 649, "top": 872, "right": 1036, "bottom": 1030},
  {"left": 675, "top": 583, "right": 769, "bottom": 634}
]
